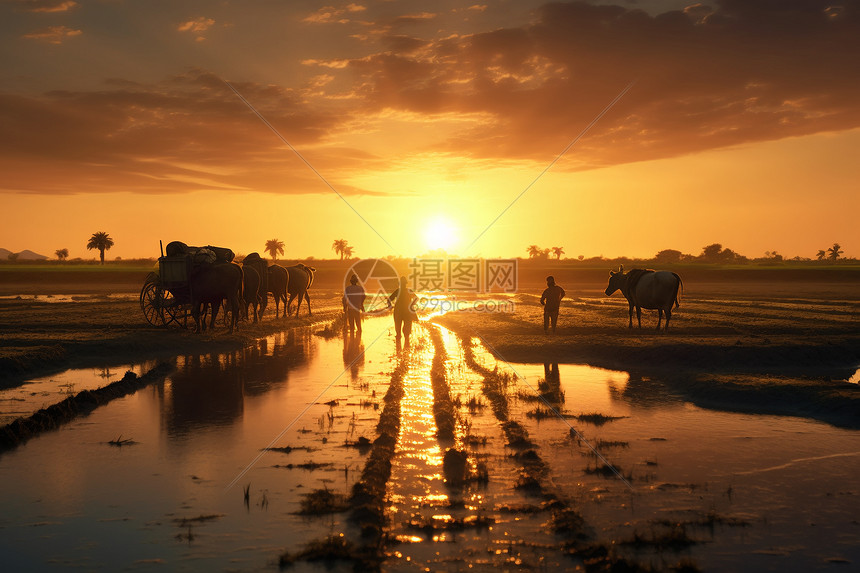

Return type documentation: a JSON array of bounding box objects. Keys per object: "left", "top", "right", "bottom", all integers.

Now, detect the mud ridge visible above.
[
  {"left": 458, "top": 332, "right": 696, "bottom": 572},
  {"left": 427, "top": 325, "right": 456, "bottom": 442},
  {"left": 346, "top": 349, "right": 409, "bottom": 568},
  {"left": 0, "top": 362, "right": 175, "bottom": 453}
]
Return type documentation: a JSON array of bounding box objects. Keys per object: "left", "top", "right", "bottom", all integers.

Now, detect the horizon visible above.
[
  {"left": 1, "top": 244, "right": 855, "bottom": 264},
  {"left": 1, "top": 1, "right": 858, "bottom": 260}
]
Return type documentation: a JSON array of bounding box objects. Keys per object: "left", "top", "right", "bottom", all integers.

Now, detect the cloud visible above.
[
  {"left": 317, "top": 0, "right": 860, "bottom": 167},
  {"left": 20, "top": 0, "right": 78, "bottom": 12},
  {"left": 6, "top": 1, "right": 860, "bottom": 197},
  {"left": 0, "top": 70, "right": 388, "bottom": 196},
  {"left": 177, "top": 17, "right": 215, "bottom": 41},
  {"left": 22, "top": 25, "right": 81, "bottom": 44},
  {"left": 303, "top": 3, "right": 366, "bottom": 24}
]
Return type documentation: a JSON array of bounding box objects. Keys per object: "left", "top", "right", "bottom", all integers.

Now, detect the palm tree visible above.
[
  {"left": 343, "top": 245, "right": 354, "bottom": 259},
  {"left": 816, "top": 250, "right": 827, "bottom": 261},
  {"left": 332, "top": 239, "right": 348, "bottom": 260},
  {"left": 551, "top": 246, "right": 565, "bottom": 260},
  {"left": 827, "top": 243, "right": 843, "bottom": 261},
  {"left": 86, "top": 232, "right": 114, "bottom": 265},
  {"left": 55, "top": 248, "right": 69, "bottom": 261},
  {"left": 265, "top": 239, "right": 284, "bottom": 260},
  {"left": 526, "top": 245, "right": 542, "bottom": 259}
]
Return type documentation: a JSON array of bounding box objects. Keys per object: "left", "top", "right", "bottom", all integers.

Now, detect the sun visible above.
[{"left": 423, "top": 216, "right": 458, "bottom": 251}]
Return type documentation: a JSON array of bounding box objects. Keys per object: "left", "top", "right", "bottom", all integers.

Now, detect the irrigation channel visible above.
[{"left": 0, "top": 315, "right": 858, "bottom": 571}]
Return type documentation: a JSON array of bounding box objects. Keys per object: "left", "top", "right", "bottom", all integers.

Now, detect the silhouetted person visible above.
[
  {"left": 540, "top": 275, "right": 565, "bottom": 334},
  {"left": 343, "top": 274, "right": 366, "bottom": 334},
  {"left": 388, "top": 276, "right": 417, "bottom": 343}
]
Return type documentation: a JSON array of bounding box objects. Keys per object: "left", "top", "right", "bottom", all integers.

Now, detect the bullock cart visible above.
[{"left": 139, "top": 242, "right": 235, "bottom": 328}]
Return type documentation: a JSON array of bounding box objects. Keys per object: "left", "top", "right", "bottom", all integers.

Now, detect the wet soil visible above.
[
  {"left": 0, "top": 292, "right": 344, "bottom": 385},
  {"left": 435, "top": 282, "right": 860, "bottom": 428}
]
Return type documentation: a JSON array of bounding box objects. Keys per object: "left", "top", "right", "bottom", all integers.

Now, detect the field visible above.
[{"left": 0, "top": 263, "right": 858, "bottom": 570}]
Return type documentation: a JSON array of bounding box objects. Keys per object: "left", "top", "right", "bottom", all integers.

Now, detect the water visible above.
[
  {"left": 0, "top": 363, "right": 158, "bottom": 426},
  {"left": 0, "top": 316, "right": 857, "bottom": 571}
]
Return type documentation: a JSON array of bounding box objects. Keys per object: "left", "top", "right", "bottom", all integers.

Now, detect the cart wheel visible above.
[
  {"left": 140, "top": 279, "right": 167, "bottom": 326},
  {"left": 160, "top": 292, "right": 183, "bottom": 327}
]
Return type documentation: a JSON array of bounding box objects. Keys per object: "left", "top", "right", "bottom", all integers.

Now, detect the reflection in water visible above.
[
  {"left": 162, "top": 330, "right": 312, "bottom": 436},
  {"left": 607, "top": 373, "right": 683, "bottom": 409},
  {"left": 394, "top": 330, "right": 446, "bottom": 507},
  {"left": 541, "top": 362, "right": 564, "bottom": 405},
  {"left": 164, "top": 353, "right": 245, "bottom": 435},
  {"left": 342, "top": 330, "right": 365, "bottom": 380}
]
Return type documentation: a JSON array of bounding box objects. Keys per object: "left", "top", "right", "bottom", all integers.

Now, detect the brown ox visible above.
[
  {"left": 242, "top": 252, "right": 269, "bottom": 319},
  {"left": 190, "top": 262, "right": 243, "bottom": 333},
  {"left": 604, "top": 266, "right": 683, "bottom": 330},
  {"left": 286, "top": 263, "right": 316, "bottom": 317},
  {"left": 267, "top": 264, "right": 290, "bottom": 318},
  {"left": 241, "top": 264, "right": 262, "bottom": 322}
]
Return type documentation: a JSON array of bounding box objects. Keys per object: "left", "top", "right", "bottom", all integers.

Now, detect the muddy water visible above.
[
  {"left": 0, "top": 363, "right": 158, "bottom": 426},
  {"left": 0, "top": 316, "right": 858, "bottom": 571}
]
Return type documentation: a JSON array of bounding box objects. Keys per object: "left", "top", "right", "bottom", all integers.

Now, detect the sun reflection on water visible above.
[{"left": 391, "top": 326, "right": 450, "bottom": 512}]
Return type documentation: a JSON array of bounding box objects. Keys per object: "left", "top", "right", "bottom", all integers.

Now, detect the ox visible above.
[
  {"left": 190, "top": 262, "right": 243, "bottom": 333},
  {"left": 241, "top": 265, "right": 262, "bottom": 322},
  {"left": 267, "top": 264, "right": 290, "bottom": 318},
  {"left": 242, "top": 252, "right": 269, "bottom": 319},
  {"left": 286, "top": 263, "right": 316, "bottom": 317},
  {"left": 604, "top": 266, "right": 683, "bottom": 331}
]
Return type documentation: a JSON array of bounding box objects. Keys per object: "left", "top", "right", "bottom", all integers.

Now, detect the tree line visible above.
[{"left": 525, "top": 242, "right": 851, "bottom": 263}]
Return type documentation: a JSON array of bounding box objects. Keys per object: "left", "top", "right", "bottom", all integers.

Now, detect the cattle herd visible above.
[
  {"left": 163, "top": 241, "right": 316, "bottom": 334},
  {"left": 162, "top": 242, "right": 684, "bottom": 334}
]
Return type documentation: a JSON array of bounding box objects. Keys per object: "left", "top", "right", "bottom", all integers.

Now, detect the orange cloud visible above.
[
  {"left": 326, "top": 1, "right": 860, "bottom": 166},
  {"left": 22, "top": 25, "right": 81, "bottom": 44},
  {"left": 303, "top": 3, "right": 366, "bottom": 24},
  {"left": 5, "top": 2, "right": 860, "bottom": 198},
  {"left": 177, "top": 16, "right": 215, "bottom": 41},
  {"left": 22, "top": 0, "right": 78, "bottom": 12},
  {"left": 0, "top": 70, "right": 388, "bottom": 196}
]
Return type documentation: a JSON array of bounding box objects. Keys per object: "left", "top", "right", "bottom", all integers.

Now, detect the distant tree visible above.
[
  {"left": 551, "top": 246, "right": 565, "bottom": 260},
  {"left": 8, "top": 252, "right": 19, "bottom": 261},
  {"left": 827, "top": 243, "right": 843, "bottom": 261},
  {"left": 265, "top": 239, "right": 284, "bottom": 260},
  {"left": 526, "top": 245, "right": 542, "bottom": 259},
  {"left": 55, "top": 248, "right": 69, "bottom": 261},
  {"left": 578, "top": 255, "right": 584, "bottom": 261},
  {"left": 700, "top": 243, "right": 724, "bottom": 262},
  {"left": 816, "top": 250, "right": 827, "bottom": 261},
  {"left": 764, "top": 250, "right": 783, "bottom": 261},
  {"left": 541, "top": 248, "right": 551, "bottom": 259},
  {"left": 332, "top": 239, "right": 349, "bottom": 260},
  {"left": 654, "top": 249, "right": 683, "bottom": 264},
  {"left": 343, "top": 245, "right": 354, "bottom": 259},
  {"left": 699, "top": 243, "right": 744, "bottom": 263},
  {"left": 86, "top": 231, "right": 114, "bottom": 265}
]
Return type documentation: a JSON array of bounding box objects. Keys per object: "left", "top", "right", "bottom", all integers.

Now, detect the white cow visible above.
[{"left": 604, "top": 266, "right": 683, "bottom": 330}]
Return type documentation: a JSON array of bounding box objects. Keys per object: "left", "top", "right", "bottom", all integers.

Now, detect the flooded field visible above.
[{"left": 0, "top": 314, "right": 858, "bottom": 571}]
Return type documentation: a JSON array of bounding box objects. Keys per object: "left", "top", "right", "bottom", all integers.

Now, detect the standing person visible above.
[
  {"left": 540, "top": 275, "right": 565, "bottom": 334},
  {"left": 343, "top": 274, "right": 366, "bottom": 334},
  {"left": 388, "top": 276, "right": 417, "bottom": 343}
]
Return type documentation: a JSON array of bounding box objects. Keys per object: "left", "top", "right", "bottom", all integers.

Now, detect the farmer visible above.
[
  {"left": 540, "top": 275, "right": 565, "bottom": 334},
  {"left": 343, "top": 274, "right": 366, "bottom": 334},
  {"left": 388, "top": 275, "right": 418, "bottom": 342}
]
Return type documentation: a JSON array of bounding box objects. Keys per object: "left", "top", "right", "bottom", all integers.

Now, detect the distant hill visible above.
[{"left": 1, "top": 248, "right": 49, "bottom": 261}]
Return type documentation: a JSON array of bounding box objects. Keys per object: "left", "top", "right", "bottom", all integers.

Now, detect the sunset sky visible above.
[{"left": 1, "top": 0, "right": 858, "bottom": 260}]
